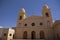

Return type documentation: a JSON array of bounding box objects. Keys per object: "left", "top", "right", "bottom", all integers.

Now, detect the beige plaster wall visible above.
[{"left": 7, "top": 28, "right": 15, "bottom": 40}]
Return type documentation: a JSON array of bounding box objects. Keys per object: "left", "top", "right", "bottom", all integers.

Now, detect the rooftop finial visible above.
[
  {"left": 44, "top": 4, "right": 49, "bottom": 8},
  {"left": 43, "top": 0, "right": 49, "bottom": 8},
  {"left": 44, "top": 0, "right": 46, "bottom": 4}
]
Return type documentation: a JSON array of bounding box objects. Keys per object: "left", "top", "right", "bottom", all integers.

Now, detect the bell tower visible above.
[
  {"left": 42, "top": 4, "right": 53, "bottom": 27},
  {"left": 42, "top": 4, "right": 51, "bottom": 18},
  {"left": 17, "top": 8, "right": 26, "bottom": 27},
  {"left": 18, "top": 8, "right": 26, "bottom": 20}
]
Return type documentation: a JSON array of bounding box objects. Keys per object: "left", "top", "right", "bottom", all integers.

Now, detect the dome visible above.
[
  {"left": 21, "top": 8, "right": 26, "bottom": 13},
  {"left": 44, "top": 4, "right": 49, "bottom": 8}
]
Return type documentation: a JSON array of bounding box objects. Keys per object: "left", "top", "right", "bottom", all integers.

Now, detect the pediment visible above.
[
  {"left": 22, "top": 15, "right": 44, "bottom": 22},
  {"left": 27, "top": 15, "right": 43, "bottom": 19}
]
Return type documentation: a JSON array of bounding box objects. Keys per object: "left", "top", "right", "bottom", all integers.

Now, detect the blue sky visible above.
[{"left": 0, "top": 0, "right": 60, "bottom": 28}]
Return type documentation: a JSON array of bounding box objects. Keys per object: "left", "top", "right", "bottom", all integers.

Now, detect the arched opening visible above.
[
  {"left": 31, "top": 31, "right": 36, "bottom": 39},
  {"left": 23, "top": 31, "right": 27, "bottom": 39},
  {"left": 40, "top": 31, "right": 45, "bottom": 39},
  {"left": 20, "top": 16, "right": 22, "bottom": 20},
  {"left": 46, "top": 12, "right": 49, "bottom": 17}
]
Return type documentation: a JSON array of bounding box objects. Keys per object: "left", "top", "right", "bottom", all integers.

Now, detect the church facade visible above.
[
  {"left": 0, "top": 4, "right": 60, "bottom": 40},
  {"left": 14, "top": 4, "right": 53, "bottom": 39}
]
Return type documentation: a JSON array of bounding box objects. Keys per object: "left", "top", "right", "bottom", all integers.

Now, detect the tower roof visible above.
[
  {"left": 21, "top": 8, "right": 26, "bottom": 13},
  {"left": 43, "top": 4, "right": 49, "bottom": 9},
  {"left": 44, "top": 4, "right": 48, "bottom": 8}
]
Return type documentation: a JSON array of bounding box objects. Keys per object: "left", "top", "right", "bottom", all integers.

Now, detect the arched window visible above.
[
  {"left": 31, "top": 31, "right": 36, "bottom": 39},
  {"left": 46, "top": 13, "right": 49, "bottom": 17},
  {"left": 20, "top": 16, "right": 22, "bottom": 20},
  {"left": 23, "top": 31, "right": 27, "bottom": 39},
  {"left": 40, "top": 31, "right": 45, "bottom": 39},
  {"left": 31, "top": 23, "right": 35, "bottom": 26}
]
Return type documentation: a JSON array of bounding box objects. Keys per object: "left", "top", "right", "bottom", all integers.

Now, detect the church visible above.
[
  {"left": 0, "top": 4, "right": 60, "bottom": 40},
  {"left": 15, "top": 4, "right": 53, "bottom": 39}
]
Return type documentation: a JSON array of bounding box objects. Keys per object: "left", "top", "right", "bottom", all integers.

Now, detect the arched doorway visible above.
[
  {"left": 31, "top": 31, "right": 36, "bottom": 39},
  {"left": 57, "top": 34, "right": 60, "bottom": 39},
  {"left": 40, "top": 31, "right": 45, "bottom": 39},
  {"left": 23, "top": 31, "right": 27, "bottom": 39}
]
